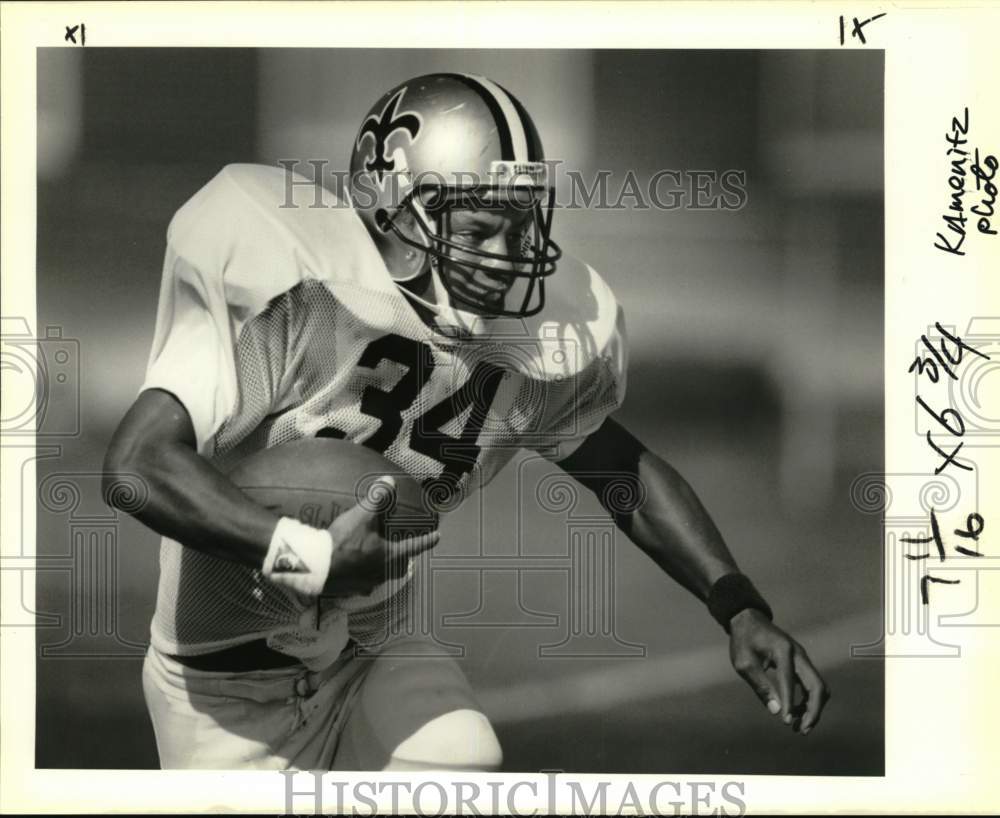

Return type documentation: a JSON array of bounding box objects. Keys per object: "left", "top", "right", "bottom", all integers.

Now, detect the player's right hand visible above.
[{"left": 322, "top": 476, "right": 439, "bottom": 597}]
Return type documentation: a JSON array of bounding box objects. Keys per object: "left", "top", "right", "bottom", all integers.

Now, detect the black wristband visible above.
[{"left": 707, "top": 573, "right": 773, "bottom": 633}]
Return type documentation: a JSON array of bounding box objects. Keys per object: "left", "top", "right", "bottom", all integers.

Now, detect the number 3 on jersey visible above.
[{"left": 318, "top": 334, "right": 504, "bottom": 487}]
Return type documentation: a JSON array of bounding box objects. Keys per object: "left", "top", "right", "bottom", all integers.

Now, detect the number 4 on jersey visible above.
[{"left": 410, "top": 361, "right": 505, "bottom": 488}]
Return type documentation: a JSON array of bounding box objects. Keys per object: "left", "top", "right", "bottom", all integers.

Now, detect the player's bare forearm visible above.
[
  {"left": 102, "top": 388, "right": 277, "bottom": 567},
  {"left": 557, "top": 418, "right": 739, "bottom": 601},
  {"left": 560, "top": 418, "right": 831, "bottom": 732},
  {"left": 625, "top": 450, "right": 741, "bottom": 599}
]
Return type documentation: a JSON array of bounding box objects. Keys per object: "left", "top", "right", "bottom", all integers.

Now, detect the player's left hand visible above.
[{"left": 728, "top": 608, "right": 831, "bottom": 734}]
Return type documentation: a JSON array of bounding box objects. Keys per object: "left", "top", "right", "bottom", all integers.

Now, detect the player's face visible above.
[{"left": 438, "top": 204, "right": 534, "bottom": 315}]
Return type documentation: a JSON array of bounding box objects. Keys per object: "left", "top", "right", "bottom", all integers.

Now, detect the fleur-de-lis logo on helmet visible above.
[{"left": 355, "top": 87, "right": 422, "bottom": 181}]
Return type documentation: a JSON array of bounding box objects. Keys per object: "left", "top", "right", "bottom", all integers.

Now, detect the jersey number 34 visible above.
[{"left": 317, "top": 334, "right": 505, "bottom": 489}]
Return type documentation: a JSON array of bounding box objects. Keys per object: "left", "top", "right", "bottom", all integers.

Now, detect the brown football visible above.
[{"left": 227, "top": 438, "right": 439, "bottom": 538}]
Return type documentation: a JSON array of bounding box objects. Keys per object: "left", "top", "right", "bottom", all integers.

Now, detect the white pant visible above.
[{"left": 142, "top": 638, "right": 497, "bottom": 770}]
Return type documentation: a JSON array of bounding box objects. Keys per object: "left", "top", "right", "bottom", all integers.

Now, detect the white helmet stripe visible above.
[{"left": 465, "top": 74, "right": 530, "bottom": 162}]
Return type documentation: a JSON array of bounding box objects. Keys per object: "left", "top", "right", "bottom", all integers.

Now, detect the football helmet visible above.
[{"left": 349, "top": 73, "right": 561, "bottom": 319}]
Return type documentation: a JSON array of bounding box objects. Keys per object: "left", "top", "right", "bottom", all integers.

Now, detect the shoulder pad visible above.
[
  {"left": 481, "top": 254, "right": 622, "bottom": 381},
  {"left": 167, "top": 164, "right": 397, "bottom": 317}
]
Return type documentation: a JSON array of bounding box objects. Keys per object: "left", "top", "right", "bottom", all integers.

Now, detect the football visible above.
[{"left": 227, "top": 438, "right": 439, "bottom": 538}]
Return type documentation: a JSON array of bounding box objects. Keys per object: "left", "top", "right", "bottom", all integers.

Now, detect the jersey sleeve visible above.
[
  {"left": 532, "top": 303, "right": 628, "bottom": 462},
  {"left": 139, "top": 247, "right": 245, "bottom": 456},
  {"left": 139, "top": 168, "right": 294, "bottom": 456}
]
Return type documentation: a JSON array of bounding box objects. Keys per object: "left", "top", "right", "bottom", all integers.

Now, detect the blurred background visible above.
[{"left": 34, "top": 49, "right": 884, "bottom": 773}]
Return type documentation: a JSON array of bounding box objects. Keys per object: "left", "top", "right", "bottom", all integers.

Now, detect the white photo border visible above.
[{"left": 2, "top": 1, "right": 998, "bottom": 813}]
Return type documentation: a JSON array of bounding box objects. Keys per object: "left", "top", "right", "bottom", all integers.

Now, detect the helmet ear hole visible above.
[{"left": 374, "top": 208, "right": 390, "bottom": 232}]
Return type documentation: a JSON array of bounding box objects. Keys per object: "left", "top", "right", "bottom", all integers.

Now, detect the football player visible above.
[{"left": 104, "top": 72, "right": 829, "bottom": 771}]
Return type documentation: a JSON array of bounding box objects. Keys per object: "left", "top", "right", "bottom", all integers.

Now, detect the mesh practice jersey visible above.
[{"left": 141, "top": 164, "right": 627, "bottom": 660}]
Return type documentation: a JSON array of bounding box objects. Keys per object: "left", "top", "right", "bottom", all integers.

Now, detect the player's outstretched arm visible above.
[
  {"left": 103, "top": 389, "right": 438, "bottom": 597},
  {"left": 556, "top": 418, "right": 831, "bottom": 734}
]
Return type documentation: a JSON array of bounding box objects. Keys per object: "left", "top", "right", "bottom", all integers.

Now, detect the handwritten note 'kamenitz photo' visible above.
[{"left": 0, "top": 2, "right": 996, "bottom": 815}]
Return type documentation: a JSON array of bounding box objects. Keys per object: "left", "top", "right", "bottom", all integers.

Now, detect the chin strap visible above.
[{"left": 398, "top": 263, "right": 490, "bottom": 339}]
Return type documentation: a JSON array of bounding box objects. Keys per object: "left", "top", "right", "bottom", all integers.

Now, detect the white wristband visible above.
[{"left": 262, "top": 518, "right": 334, "bottom": 598}]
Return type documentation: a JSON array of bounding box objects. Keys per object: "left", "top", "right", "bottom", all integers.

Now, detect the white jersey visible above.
[{"left": 141, "top": 163, "right": 627, "bottom": 658}]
